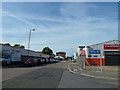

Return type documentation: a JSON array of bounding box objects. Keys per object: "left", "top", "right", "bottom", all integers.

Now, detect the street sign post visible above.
[{"left": 100, "top": 52, "right": 102, "bottom": 71}]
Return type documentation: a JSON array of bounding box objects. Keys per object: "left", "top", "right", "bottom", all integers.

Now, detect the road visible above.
[{"left": 2, "top": 61, "right": 118, "bottom": 88}]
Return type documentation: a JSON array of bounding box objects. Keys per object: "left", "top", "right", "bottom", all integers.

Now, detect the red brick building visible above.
[{"left": 56, "top": 52, "right": 66, "bottom": 58}]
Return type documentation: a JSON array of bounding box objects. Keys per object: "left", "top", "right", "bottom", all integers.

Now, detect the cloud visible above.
[
  {"left": 2, "top": 10, "right": 55, "bottom": 37},
  {"left": 3, "top": 11, "right": 36, "bottom": 28},
  {"left": 2, "top": 0, "right": 120, "bottom": 2},
  {"left": 2, "top": 2, "right": 118, "bottom": 55},
  {"left": 60, "top": 3, "right": 97, "bottom": 19}
]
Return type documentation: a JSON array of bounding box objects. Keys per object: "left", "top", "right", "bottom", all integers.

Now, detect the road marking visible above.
[
  {"left": 80, "top": 73, "right": 95, "bottom": 78},
  {"left": 73, "top": 69, "right": 78, "bottom": 72}
]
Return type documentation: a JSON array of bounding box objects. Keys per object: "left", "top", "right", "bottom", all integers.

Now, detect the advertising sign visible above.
[
  {"left": 104, "top": 44, "right": 120, "bottom": 50},
  {"left": 89, "top": 50, "right": 100, "bottom": 54}
]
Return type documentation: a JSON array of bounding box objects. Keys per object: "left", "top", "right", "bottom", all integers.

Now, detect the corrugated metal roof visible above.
[
  {"left": 0, "top": 44, "right": 41, "bottom": 53},
  {"left": 89, "top": 40, "right": 120, "bottom": 47}
]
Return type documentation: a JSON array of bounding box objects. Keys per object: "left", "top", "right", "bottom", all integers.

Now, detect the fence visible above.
[{"left": 77, "top": 55, "right": 104, "bottom": 71}]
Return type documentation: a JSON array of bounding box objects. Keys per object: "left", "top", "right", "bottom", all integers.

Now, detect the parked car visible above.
[
  {"left": 24, "top": 58, "right": 38, "bottom": 66},
  {"left": 0, "top": 58, "right": 11, "bottom": 65},
  {"left": 54, "top": 58, "right": 59, "bottom": 62},
  {"left": 54, "top": 56, "right": 64, "bottom": 61},
  {"left": 50, "top": 58, "right": 59, "bottom": 63},
  {"left": 37, "top": 58, "right": 45, "bottom": 64},
  {"left": 71, "top": 59, "right": 76, "bottom": 62},
  {"left": 44, "top": 58, "right": 50, "bottom": 63},
  {"left": 49, "top": 58, "right": 54, "bottom": 63}
]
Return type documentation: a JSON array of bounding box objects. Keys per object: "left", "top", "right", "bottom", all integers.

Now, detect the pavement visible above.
[
  {"left": 58, "top": 70, "right": 118, "bottom": 88},
  {"left": 68, "top": 62, "right": 118, "bottom": 81}
]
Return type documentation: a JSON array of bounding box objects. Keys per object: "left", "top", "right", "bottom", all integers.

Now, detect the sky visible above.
[{"left": 1, "top": 2, "right": 118, "bottom": 56}]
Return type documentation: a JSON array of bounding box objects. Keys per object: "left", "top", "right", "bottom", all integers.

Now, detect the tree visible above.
[
  {"left": 13, "top": 44, "right": 20, "bottom": 48},
  {"left": 13, "top": 44, "right": 25, "bottom": 49},
  {"left": 52, "top": 53, "right": 55, "bottom": 57},
  {"left": 4, "top": 43, "right": 11, "bottom": 46},
  {"left": 20, "top": 45, "right": 25, "bottom": 49},
  {"left": 42, "top": 47, "right": 53, "bottom": 55}
]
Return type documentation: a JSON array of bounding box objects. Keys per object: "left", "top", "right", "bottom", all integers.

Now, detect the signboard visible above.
[
  {"left": 80, "top": 50, "right": 85, "bottom": 55},
  {"left": 104, "top": 44, "right": 120, "bottom": 50},
  {"left": 89, "top": 50, "right": 100, "bottom": 54}
]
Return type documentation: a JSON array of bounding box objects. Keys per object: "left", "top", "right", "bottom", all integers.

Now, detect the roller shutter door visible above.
[{"left": 105, "top": 52, "right": 120, "bottom": 66}]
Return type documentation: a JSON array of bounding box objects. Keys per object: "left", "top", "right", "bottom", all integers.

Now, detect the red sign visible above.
[
  {"left": 80, "top": 50, "right": 85, "bottom": 55},
  {"left": 104, "top": 44, "right": 120, "bottom": 50}
]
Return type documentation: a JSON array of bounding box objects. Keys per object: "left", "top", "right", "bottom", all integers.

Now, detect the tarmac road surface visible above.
[{"left": 2, "top": 61, "right": 118, "bottom": 88}]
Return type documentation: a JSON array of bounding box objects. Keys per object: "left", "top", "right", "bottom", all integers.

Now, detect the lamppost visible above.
[
  {"left": 28, "top": 29, "right": 35, "bottom": 56},
  {"left": 71, "top": 48, "right": 74, "bottom": 61}
]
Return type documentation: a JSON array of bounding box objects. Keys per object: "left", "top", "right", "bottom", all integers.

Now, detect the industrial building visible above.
[
  {"left": 0, "top": 44, "right": 49, "bottom": 63},
  {"left": 56, "top": 52, "right": 66, "bottom": 58},
  {"left": 78, "top": 40, "right": 120, "bottom": 66}
]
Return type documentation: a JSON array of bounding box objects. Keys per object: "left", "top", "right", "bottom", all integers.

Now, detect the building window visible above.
[
  {"left": 94, "top": 55, "right": 98, "bottom": 57},
  {"left": 88, "top": 55, "right": 92, "bottom": 57}
]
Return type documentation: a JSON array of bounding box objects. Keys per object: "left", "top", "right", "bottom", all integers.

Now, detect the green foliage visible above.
[
  {"left": 4, "top": 43, "right": 11, "bottom": 46},
  {"left": 13, "top": 44, "right": 25, "bottom": 49},
  {"left": 13, "top": 44, "right": 20, "bottom": 47},
  {"left": 3, "top": 43, "right": 25, "bottom": 49},
  {"left": 20, "top": 45, "right": 25, "bottom": 49},
  {"left": 42, "top": 47, "right": 53, "bottom": 55},
  {"left": 52, "top": 53, "right": 55, "bottom": 57}
]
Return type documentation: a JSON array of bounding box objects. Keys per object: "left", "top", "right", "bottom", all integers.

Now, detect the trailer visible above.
[
  {"left": 1, "top": 44, "right": 43, "bottom": 63},
  {"left": 2, "top": 50, "right": 21, "bottom": 62}
]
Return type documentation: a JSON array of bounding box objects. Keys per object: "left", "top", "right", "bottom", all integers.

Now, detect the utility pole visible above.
[{"left": 71, "top": 48, "right": 74, "bottom": 61}]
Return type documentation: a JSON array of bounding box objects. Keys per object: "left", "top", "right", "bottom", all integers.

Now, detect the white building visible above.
[
  {"left": 0, "top": 44, "right": 45, "bottom": 62},
  {"left": 78, "top": 40, "right": 120, "bottom": 66}
]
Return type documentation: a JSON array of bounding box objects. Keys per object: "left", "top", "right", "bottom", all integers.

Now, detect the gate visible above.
[{"left": 77, "top": 55, "right": 86, "bottom": 69}]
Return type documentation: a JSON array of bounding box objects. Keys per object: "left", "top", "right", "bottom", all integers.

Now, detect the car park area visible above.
[
  {"left": 1, "top": 57, "right": 60, "bottom": 68},
  {"left": 2, "top": 60, "right": 67, "bottom": 82}
]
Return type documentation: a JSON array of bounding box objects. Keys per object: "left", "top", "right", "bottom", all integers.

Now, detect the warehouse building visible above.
[
  {"left": 56, "top": 52, "right": 66, "bottom": 58},
  {"left": 0, "top": 44, "right": 49, "bottom": 63},
  {"left": 78, "top": 40, "right": 120, "bottom": 66}
]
